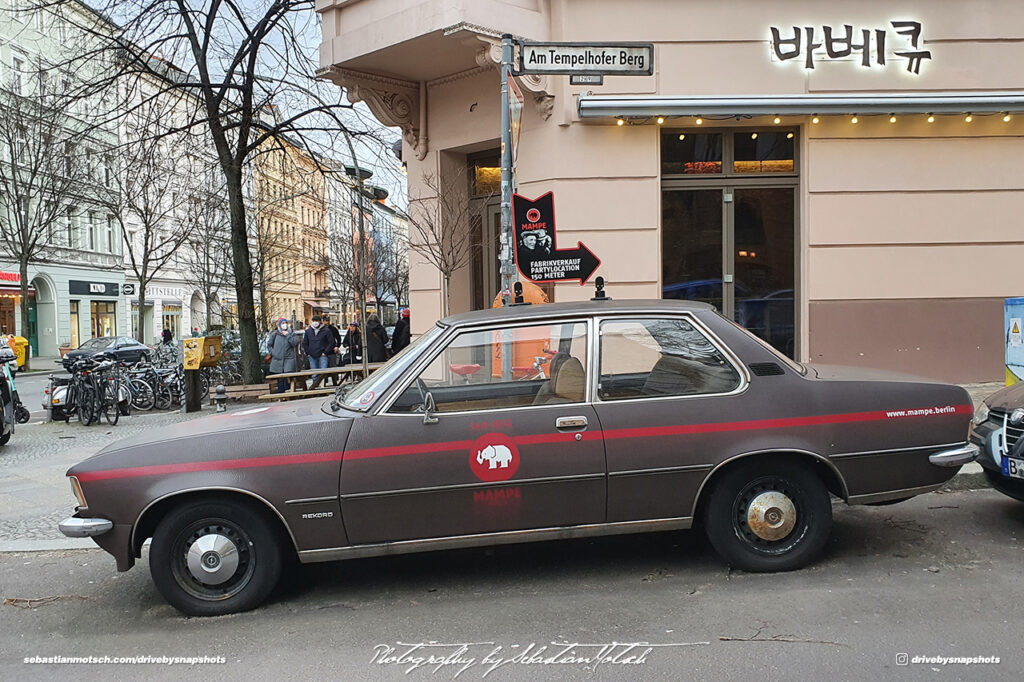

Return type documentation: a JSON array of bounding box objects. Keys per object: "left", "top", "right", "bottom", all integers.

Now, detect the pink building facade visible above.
[{"left": 317, "top": 0, "right": 1024, "bottom": 382}]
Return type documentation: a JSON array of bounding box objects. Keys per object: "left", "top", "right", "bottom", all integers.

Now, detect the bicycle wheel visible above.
[
  {"left": 129, "top": 377, "right": 156, "bottom": 411},
  {"left": 77, "top": 385, "right": 96, "bottom": 426},
  {"left": 154, "top": 378, "right": 172, "bottom": 410},
  {"left": 103, "top": 380, "right": 119, "bottom": 426}
]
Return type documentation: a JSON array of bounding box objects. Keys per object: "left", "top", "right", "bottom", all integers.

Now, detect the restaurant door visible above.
[{"left": 661, "top": 130, "right": 797, "bottom": 358}]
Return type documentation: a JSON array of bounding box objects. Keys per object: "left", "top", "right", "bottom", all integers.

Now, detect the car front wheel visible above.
[
  {"left": 703, "top": 459, "right": 832, "bottom": 572},
  {"left": 149, "top": 500, "right": 282, "bottom": 616}
]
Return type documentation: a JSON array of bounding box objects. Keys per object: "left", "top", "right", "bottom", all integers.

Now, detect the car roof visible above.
[{"left": 439, "top": 298, "right": 715, "bottom": 327}]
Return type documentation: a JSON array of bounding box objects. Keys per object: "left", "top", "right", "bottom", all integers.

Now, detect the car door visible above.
[
  {"left": 340, "top": 319, "right": 606, "bottom": 545},
  {"left": 592, "top": 315, "right": 745, "bottom": 523}
]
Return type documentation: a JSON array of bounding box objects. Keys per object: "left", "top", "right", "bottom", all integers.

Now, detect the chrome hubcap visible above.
[
  {"left": 186, "top": 533, "right": 239, "bottom": 585},
  {"left": 745, "top": 491, "right": 797, "bottom": 541}
]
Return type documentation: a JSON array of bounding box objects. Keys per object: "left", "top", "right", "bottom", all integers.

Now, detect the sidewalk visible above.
[{"left": 0, "top": 382, "right": 1010, "bottom": 554}]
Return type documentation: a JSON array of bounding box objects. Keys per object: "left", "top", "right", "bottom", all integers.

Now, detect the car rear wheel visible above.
[
  {"left": 149, "top": 500, "right": 282, "bottom": 616},
  {"left": 703, "top": 459, "right": 831, "bottom": 572}
]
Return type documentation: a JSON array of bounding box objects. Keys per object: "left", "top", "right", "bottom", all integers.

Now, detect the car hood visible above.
[
  {"left": 982, "top": 382, "right": 1024, "bottom": 411},
  {"left": 68, "top": 398, "right": 352, "bottom": 476},
  {"left": 804, "top": 363, "right": 946, "bottom": 384}
]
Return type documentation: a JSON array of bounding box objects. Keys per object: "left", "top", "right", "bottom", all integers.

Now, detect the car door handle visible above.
[{"left": 555, "top": 416, "right": 588, "bottom": 429}]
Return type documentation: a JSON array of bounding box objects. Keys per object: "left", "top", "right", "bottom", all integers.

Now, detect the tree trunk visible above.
[
  {"left": 18, "top": 259, "right": 30, "bottom": 371},
  {"left": 137, "top": 287, "right": 148, "bottom": 344},
  {"left": 224, "top": 165, "right": 261, "bottom": 384}
]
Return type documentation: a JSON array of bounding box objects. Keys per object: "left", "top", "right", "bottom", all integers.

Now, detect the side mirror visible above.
[{"left": 422, "top": 391, "right": 438, "bottom": 425}]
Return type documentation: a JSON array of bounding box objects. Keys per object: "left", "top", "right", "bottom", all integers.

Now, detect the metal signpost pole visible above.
[{"left": 499, "top": 34, "right": 514, "bottom": 379}]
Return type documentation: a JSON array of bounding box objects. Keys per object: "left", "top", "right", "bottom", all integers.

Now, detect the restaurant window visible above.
[
  {"left": 91, "top": 300, "right": 116, "bottom": 338},
  {"left": 661, "top": 133, "right": 723, "bottom": 175},
  {"left": 661, "top": 130, "right": 796, "bottom": 177},
  {"left": 733, "top": 132, "right": 795, "bottom": 174}
]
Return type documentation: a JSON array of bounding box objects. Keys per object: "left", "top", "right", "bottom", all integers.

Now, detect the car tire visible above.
[
  {"left": 703, "top": 459, "right": 832, "bottom": 573},
  {"left": 149, "top": 500, "right": 282, "bottom": 616},
  {"left": 0, "top": 432, "right": 9, "bottom": 446}
]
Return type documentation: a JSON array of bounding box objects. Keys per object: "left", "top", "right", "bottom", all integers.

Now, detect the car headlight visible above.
[
  {"left": 973, "top": 402, "right": 990, "bottom": 425},
  {"left": 69, "top": 476, "right": 88, "bottom": 509}
]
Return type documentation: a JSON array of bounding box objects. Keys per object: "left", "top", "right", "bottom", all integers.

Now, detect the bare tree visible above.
[
  {"left": 182, "top": 184, "right": 232, "bottom": 332},
  {"left": 0, "top": 84, "right": 99, "bottom": 368},
  {"left": 103, "top": 96, "right": 199, "bottom": 342},
  {"left": 50, "top": 0, "right": 392, "bottom": 383},
  {"left": 405, "top": 170, "right": 486, "bottom": 317}
]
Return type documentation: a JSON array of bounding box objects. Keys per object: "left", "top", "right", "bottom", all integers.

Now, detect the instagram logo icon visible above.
[{"left": 896, "top": 653, "right": 910, "bottom": 666}]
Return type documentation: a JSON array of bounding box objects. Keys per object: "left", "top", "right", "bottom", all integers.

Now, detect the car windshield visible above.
[
  {"left": 79, "top": 337, "right": 115, "bottom": 350},
  {"left": 338, "top": 324, "right": 446, "bottom": 412}
]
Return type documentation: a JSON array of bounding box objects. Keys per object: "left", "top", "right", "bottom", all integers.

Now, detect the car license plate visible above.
[{"left": 1001, "top": 455, "right": 1024, "bottom": 480}]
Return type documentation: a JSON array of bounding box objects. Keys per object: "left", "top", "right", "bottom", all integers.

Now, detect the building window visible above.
[
  {"left": 91, "top": 301, "right": 116, "bottom": 338},
  {"left": 87, "top": 212, "right": 97, "bottom": 250},
  {"left": 12, "top": 56, "right": 24, "bottom": 94},
  {"left": 661, "top": 133, "right": 723, "bottom": 175},
  {"left": 661, "top": 130, "right": 797, "bottom": 177}
]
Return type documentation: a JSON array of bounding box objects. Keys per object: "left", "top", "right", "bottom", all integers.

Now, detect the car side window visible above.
[
  {"left": 598, "top": 318, "right": 740, "bottom": 401},
  {"left": 389, "top": 321, "right": 589, "bottom": 413}
]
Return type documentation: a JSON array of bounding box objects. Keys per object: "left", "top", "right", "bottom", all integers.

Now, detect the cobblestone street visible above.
[{"left": 0, "top": 403, "right": 251, "bottom": 545}]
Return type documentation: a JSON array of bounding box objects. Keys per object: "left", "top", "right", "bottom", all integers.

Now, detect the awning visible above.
[
  {"left": 577, "top": 91, "right": 1024, "bottom": 119},
  {"left": 303, "top": 299, "right": 336, "bottom": 312},
  {"left": 0, "top": 286, "right": 33, "bottom": 297}
]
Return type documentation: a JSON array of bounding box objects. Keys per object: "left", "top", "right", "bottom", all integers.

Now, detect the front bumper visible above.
[
  {"left": 928, "top": 443, "right": 979, "bottom": 467},
  {"left": 59, "top": 515, "right": 114, "bottom": 538}
]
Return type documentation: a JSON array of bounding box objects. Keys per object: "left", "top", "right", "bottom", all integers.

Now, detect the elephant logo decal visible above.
[
  {"left": 477, "top": 444, "right": 514, "bottom": 469},
  {"left": 469, "top": 433, "right": 520, "bottom": 482}
]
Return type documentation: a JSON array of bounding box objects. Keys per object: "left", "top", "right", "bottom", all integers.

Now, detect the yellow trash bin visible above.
[{"left": 8, "top": 336, "right": 28, "bottom": 367}]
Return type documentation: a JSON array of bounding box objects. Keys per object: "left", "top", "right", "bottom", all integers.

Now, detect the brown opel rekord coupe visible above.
[{"left": 60, "top": 300, "right": 977, "bottom": 615}]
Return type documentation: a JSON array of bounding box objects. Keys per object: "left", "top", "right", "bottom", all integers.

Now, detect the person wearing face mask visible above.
[
  {"left": 302, "top": 315, "right": 338, "bottom": 383},
  {"left": 266, "top": 318, "right": 300, "bottom": 393}
]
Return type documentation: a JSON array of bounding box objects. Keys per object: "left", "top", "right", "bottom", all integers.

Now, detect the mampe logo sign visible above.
[{"left": 512, "top": 192, "right": 600, "bottom": 286}]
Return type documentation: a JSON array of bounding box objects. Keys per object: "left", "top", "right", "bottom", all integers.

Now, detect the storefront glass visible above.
[
  {"left": 91, "top": 301, "right": 116, "bottom": 338},
  {"left": 70, "top": 300, "right": 80, "bottom": 348},
  {"left": 661, "top": 133, "right": 723, "bottom": 175},
  {"left": 733, "top": 132, "right": 795, "bottom": 174},
  {"left": 162, "top": 304, "right": 181, "bottom": 339},
  {"left": 0, "top": 296, "right": 15, "bottom": 335}
]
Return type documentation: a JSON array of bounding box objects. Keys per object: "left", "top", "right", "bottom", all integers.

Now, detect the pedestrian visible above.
[
  {"left": 392, "top": 308, "right": 411, "bottom": 354},
  {"left": 161, "top": 327, "right": 173, "bottom": 345},
  {"left": 342, "top": 321, "right": 362, "bottom": 365},
  {"left": 302, "top": 315, "right": 337, "bottom": 384},
  {"left": 324, "top": 315, "right": 343, "bottom": 383},
  {"left": 365, "top": 313, "right": 389, "bottom": 363},
  {"left": 265, "top": 318, "right": 300, "bottom": 394}
]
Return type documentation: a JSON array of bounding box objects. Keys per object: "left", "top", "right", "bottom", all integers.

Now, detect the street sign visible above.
[
  {"left": 122, "top": 283, "right": 135, "bottom": 296},
  {"left": 512, "top": 192, "right": 600, "bottom": 285},
  {"left": 570, "top": 74, "right": 604, "bottom": 86},
  {"left": 516, "top": 42, "right": 654, "bottom": 76}
]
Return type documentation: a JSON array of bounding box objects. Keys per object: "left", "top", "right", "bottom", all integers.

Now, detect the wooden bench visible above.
[
  {"left": 257, "top": 387, "right": 336, "bottom": 401},
  {"left": 260, "top": 364, "right": 386, "bottom": 401}
]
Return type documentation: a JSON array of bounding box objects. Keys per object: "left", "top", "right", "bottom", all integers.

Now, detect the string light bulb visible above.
[
  {"left": 773, "top": 116, "right": 781, "bottom": 124},
  {"left": 889, "top": 115, "right": 897, "bottom": 123},
  {"left": 751, "top": 132, "right": 758, "bottom": 140},
  {"left": 678, "top": 133, "right": 686, "bottom": 141},
  {"left": 850, "top": 115, "right": 858, "bottom": 124},
  {"left": 656, "top": 116, "right": 665, "bottom": 125},
  {"left": 811, "top": 115, "right": 820, "bottom": 124},
  {"left": 964, "top": 113, "right": 973, "bottom": 123},
  {"left": 786, "top": 132, "right": 794, "bottom": 139},
  {"left": 616, "top": 118, "right": 625, "bottom": 126},
  {"left": 695, "top": 117, "right": 703, "bottom": 125},
  {"left": 1003, "top": 113, "right": 1012, "bottom": 122},
  {"left": 927, "top": 114, "right": 935, "bottom": 123}
]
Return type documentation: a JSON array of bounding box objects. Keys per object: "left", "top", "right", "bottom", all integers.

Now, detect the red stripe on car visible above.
[{"left": 73, "top": 404, "right": 971, "bottom": 481}]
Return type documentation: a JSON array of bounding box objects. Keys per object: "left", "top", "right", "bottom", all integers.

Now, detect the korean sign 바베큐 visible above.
[
  {"left": 516, "top": 42, "right": 654, "bottom": 76},
  {"left": 769, "top": 21, "right": 931, "bottom": 74},
  {"left": 512, "top": 192, "right": 600, "bottom": 285}
]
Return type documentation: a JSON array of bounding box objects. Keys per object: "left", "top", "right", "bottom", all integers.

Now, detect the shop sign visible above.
[
  {"left": 512, "top": 191, "right": 600, "bottom": 285},
  {"left": 0, "top": 271, "right": 20, "bottom": 283},
  {"left": 769, "top": 21, "right": 931, "bottom": 74},
  {"left": 122, "top": 283, "right": 135, "bottom": 296},
  {"left": 69, "top": 280, "right": 119, "bottom": 297},
  {"left": 516, "top": 42, "right": 654, "bottom": 76}
]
